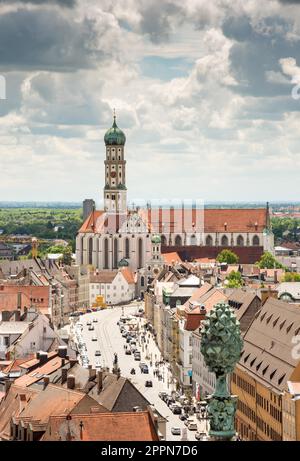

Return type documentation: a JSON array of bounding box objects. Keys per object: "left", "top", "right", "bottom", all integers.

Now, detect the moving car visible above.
[
  {"left": 172, "top": 405, "right": 182, "bottom": 415},
  {"left": 95, "top": 350, "right": 101, "bottom": 356},
  {"left": 92, "top": 335, "right": 97, "bottom": 341},
  {"left": 93, "top": 318, "right": 98, "bottom": 323},
  {"left": 130, "top": 368, "right": 136, "bottom": 374},
  {"left": 179, "top": 414, "right": 187, "bottom": 421},
  {"left": 125, "top": 349, "right": 132, "bottom": 355},
  {"left": 171, "top": 427, "right": 181, "bottom": 436},
  {"left": 141, "top": 365, "right": 149, "bottom": 374},
  {"left": 145, "top": 380, "right": 153, "bottom": 387},
  {"left": 159, "top": 392, "right": 168, "bottom": 400}
]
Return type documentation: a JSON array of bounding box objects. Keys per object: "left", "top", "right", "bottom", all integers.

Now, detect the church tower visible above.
[{"left": 103, "top": 111, "right": 127, "bottom": 213}]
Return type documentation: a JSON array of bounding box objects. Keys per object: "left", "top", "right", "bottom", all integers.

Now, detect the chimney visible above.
[
  {"left": 97, "top": 371, "right": 103, "bottom": 394},
  {"left": 61, "top": 368, "right": 68, "bottom": 384},
  {"left": 36, "top": 351, "right": 40, "bottom": 359},
  {"left": 39, "top": 351, "right": 48, "bottom": 364},
  {"left": 5, "top": 380, "right": 12, "bottom": 394},
  {"left": 88, "top": 365, "right": 96, "bottom": 381},
  {"left": 261, "top": 286, "right": 278, "bottom": 305},
  {"left": 58, "top": 345, "right": 67, "bottom": 358},
  {"left": 69, "top": 359, "right": 77, "bottom": 368},
  {"left": 67, "top": 374, "right": 75, "bottom": 389},
  {"left": 17, "top": 292, "right": 22, "bottom": 310},
  {"left": 43, "top": 376, "right": 50, "bottom": 389}
]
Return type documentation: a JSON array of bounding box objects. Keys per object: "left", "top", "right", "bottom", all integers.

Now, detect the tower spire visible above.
[{"left": 113, "top": 108, "right": 117, "bottom": 127}]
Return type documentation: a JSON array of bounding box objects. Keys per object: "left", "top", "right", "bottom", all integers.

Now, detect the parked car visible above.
[
  {"left": 93, "top": 318, "right": 98, "bottom": 323},
  {"left": 141, "top": 365, "right": 149, "bottom": 374},
  {"left": 195, "top": 432, "right": 207, "bottom": 441},
  {"left": 188, "top": 422, "right": 198, "bottom": 431},
  {"left": 134, "top": 355, "right": 141, "bottom": 361},
  {"left": 145, "top": 380, "right": 153, "bottom": 387},
  {"left": 139, "top": 362, "right": 147, "bottom": 369},
  {"left": 159, "top": 392, "right": 168, "bottom": 400},
  {"left": 122, "top": 332, "right": 127, "bottom": 337},
  {"left": 95, "top": 350, "right": 101, "bottom": 356},
  {"left": 92, "top": 335, "right": 97, "bottom": 341},
  {"left": 88, "top": 325, "right": 94, "bottom": 331},
  {"left": 126, "top": 337, "right": 132, "bottom": 343},
  {"left": 125, "top": 349, "right": 131, "bottom": 355},
  {"left": 130, "top": 368, "right": 136, "bottom": 375},
  {"left": 179, "top": 414, "right": 187, "bottom": 421},
  {"left": 133, "top": 406, "right": 143, "bottom": 412},
  {"left": 171, "top": 427, "right": 181, "bottom": 436}
]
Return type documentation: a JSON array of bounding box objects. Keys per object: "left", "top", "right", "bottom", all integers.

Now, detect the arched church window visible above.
[
  {"left": 125, "top": 238, "right": 130, "bottom": 258},
  {"left": 237, "top": 235, "right": 244, "bottom": 246},
  {"left": 206, "top": 235, "right": 213, "bottom": 246},
  {"left": 221, "top": 235, "right": 229, "bottom": 246},
  {"left": 175, "top": 235, "right": 182, "bottom": 246},
  {"left": 104, "top": 239, "right": 109, "bottom": 269},
  {"left": 88, "top": 238, "right": 93, "bottom": 265},
  {"left": 113, "top": 239, "right": 118, "bottom": 269},
  {"left": 138, "top": 238, "right": 143, "bottom": 269},
  {"left": 80, "top": 236, "right": 84, "bottom": 265},
  {"left": 253, "top": 235, "right": 260, "bottom": 246}
]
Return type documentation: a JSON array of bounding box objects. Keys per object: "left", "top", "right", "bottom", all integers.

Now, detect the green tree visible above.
[
  {"left": 62, "top": 245, "right": 73, "bottom": 266},
  {"left": 216, "top": 249, "right": 239, "bottom": 264},
  {"left": 282, "top": 272, "right": 300, "bottom": 282},
  {"left": 225, "top": 271, "right": 243, "bottom": 288},
  {"left": 256, "top": 251, "right": 283, "bottom": 269}
]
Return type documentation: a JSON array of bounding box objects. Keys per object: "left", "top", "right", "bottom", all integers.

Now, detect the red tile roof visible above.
[
  {"left": 78, "top": 208, "right": 267, "bottom": 235},
  {"left": 0, "top": 384, "right": 40, "bottom": 440},
  {"left": 79, "top": 210, "right": 105, "bottom": 233},
  {"left": 162, "top": 252, "right": 182, "bottom": 265},
  {"left": 120, "top": 267, "right": 135, "bottom": 284},
  {"left": 42, "top": 411, "right": 159, "bottom": 441},
  {"left": 15, "top": 355, "right": 68, "bottom": 387}
]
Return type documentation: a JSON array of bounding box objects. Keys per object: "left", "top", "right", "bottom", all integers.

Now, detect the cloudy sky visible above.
[{"left": 1, "top": 0, "right": 300, "bottom": 204}]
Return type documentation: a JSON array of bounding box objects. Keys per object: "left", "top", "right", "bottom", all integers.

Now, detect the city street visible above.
[{"left": 70, "top": 303, "right": 208, "bottom": 441}]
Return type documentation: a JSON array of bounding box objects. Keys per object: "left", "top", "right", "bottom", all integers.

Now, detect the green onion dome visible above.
[
  {"left": 151, "top": 234, "right": 161, "bottom": 244},
  {"left": 118, "top": 258, "right": 129, "bottom": 267},
  {"left": 104, "top": 114, "right": 126, "bottom": 146}
]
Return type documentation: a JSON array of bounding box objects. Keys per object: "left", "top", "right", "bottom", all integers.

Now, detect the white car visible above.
[
  {"left": 171, "top": 427, "right": 181, "bottom": 436},
  {"left": 92, "top": 335, "right": 97, "bottom": 341}
]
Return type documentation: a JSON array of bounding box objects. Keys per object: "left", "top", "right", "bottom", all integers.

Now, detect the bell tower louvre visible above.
[{"left": 103, "top": 110, "right": 127, "bottom": 214}]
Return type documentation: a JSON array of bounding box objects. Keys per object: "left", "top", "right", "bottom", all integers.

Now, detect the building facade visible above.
[{"left": 76, "top": 116, "right": 274, "bottom": 274}]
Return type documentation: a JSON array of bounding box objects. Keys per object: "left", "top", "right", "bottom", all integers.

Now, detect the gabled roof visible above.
[
  {"left": 42, "top": 411, "right": 159, "bottom": 441},
  {"left": 90, "top": 271, "right": 117, "bottom": 284},
  {"left": 238, "top": 297, "right": 300, "bottom": 391},
  {"left": 162, "top": 252, "right": 182, "bottom": 265},
  {"left": 0, "top": 384, "right": 40, "bottom": 440},
  {"left": 120, "top": 267, "right": 135, "bottom": 285},
  {"left": 79, "top": 210, "right": 105, "bottom": 233},
  {"left": 15, "top": 356, "right": 70, "bottom": 387},
  {"left": 15, "top": 384, "right": 87, "bottom": 428}
]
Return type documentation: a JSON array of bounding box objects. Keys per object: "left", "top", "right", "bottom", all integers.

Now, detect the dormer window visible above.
[
  {"left": 224, "top": 222, "right": 227, "bottom": 231},
  {"left": 255, "top": 222, "right": 258, "bottom": 231}
]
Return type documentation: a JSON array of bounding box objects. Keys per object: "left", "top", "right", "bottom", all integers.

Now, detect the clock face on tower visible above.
[{"left": 110, "top": 171, "right": 117, "bottom": 178}]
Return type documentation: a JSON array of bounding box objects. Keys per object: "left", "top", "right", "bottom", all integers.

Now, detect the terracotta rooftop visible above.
[
  {"left": 0, "top": 384, "right": 40, "bottom": 440},
  {"left": 162, "top": 252, "right": 182, "bottom": 265},
  {"left": 90, "top": 271, "right": 117, "bottom": 284},
  {"left": 120, "top": 267, "right": 135, "bottom": 285},
  {"left": 15, "top": 356, "right": 69, "bottom": 387},
  {"left": 15, "top": 384, "right": 87, "bottom": 426},
  {"left": 42, "top": 411, "right": 159, "bottom": 441}
]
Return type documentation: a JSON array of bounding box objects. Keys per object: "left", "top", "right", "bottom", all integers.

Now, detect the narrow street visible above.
[{"left": 70, "top": 303, "right": 208, "bottom": 441}]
